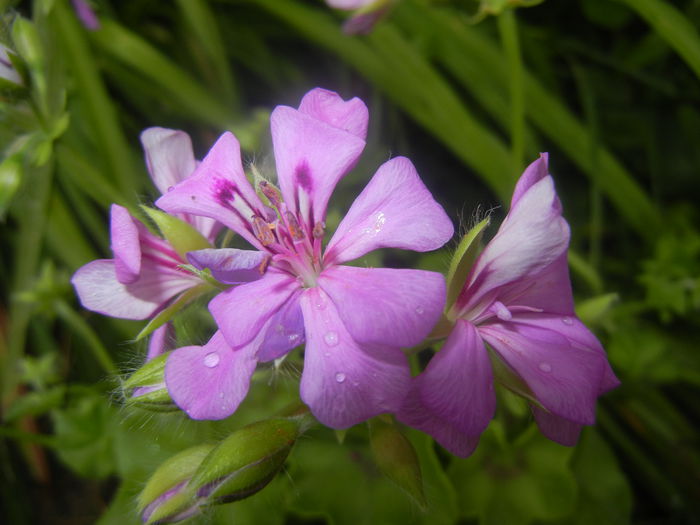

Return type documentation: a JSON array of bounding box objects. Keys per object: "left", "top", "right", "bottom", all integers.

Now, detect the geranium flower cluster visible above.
[{"left": 72, "top": 88, "right": 618, "bottom": 457}]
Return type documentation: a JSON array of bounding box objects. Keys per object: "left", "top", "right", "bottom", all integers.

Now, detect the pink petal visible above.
[
  {"left": 187, "top": 248, "right": 266, "bottom": 284},
  {"left": 209, "top": 270, "right": 299, "bottom": 349},
  {"left": 110, "top": 204, "right": 141, "bottom": 284},
  {"left": 397, "top": 320, "right": 495, "bottom": 457},
  {"left": 270, "top": 105, "right": 365, "bottom": 227},
  {"left": 299, "top": 287, "right": 410, "bottom": 428},
  {"left": 140, "top": 127, "right": 197, "bottom": 196},
  {"left": 165, "top": 331, "right": 257, "bottom": 420},
  {"left": 298, "top": 88, "right": 369, "bottom": 139},
  {"left": 480, "top": 320, "right": 607, "bottom": 425},
  {"left": 326, "top": 0, "right": 374, "bottom": 8},
  {"left": 256, "top": 292, "right": 305, "bottom": 362},
  {"left": 510, "top": 153, "right": 550, "bottom": 208},
  {"left": 324, "top": 156, "right": 453, "bottom": 265},
  {"left": 318, "top": 265, "right": 446, "bottom": 348},
  {"left": 146, "top": 322, "right": 175, "bottom": 361},
  {"left": 156, "top": 132, "right": 269, "bottom": 250},
  {"left": 531, "top": 405, "right": 584, "bottom": 446},
  {"left": 71, "top": 260, "right": 196, "bottom": 320},
  {"left": 460, "top": 175, "right": 569, "bottom": 312}
]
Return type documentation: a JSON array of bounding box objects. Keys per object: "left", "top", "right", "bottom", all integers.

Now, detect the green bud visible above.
[
  {"left": 138, "top": 443, "right": 215, "bottom": 524},
  {"left": 0, "top": 153, "right": 23, "bottom": 219},
  {"left": 122, "top": 352, "right": 177, "bottom": 412},
  {"left": 141, "top": 206, "right": 211, "bottom": 259},
  {"left": 369, "top": 417, "right": 426, "bottom": 509},
  {"left": 134, "top": 285, "right": 211, "bottom": 342},
  {"left": 189, "top": 417, "right": 303, "bottom": 503}
]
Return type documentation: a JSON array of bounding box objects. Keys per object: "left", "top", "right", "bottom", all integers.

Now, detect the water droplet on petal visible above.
[
  {"left": 288, "top": 333, "right": 300, "bottom": 344},
  {"left": 562, "top": 316, "right": 574, "bottom": 325},
  {"left": 203, "top": 352, "right": 220, "bottom": 368},
  {"left": 335, "top": 372, "right": 346, "bottom": 383},
  {"left": 315, "top": 296, "right": 327, "bottom": 310},
  {"left": 324, "top": 331, "right": 339, "bottom": 346},
  {"left": 167, "top": 186, "right": 174, "bottom": 192},
  {"left": 415, "top": 306, "right": 424, "bottom": 315},
  {"left": 539, "top": 362, "right": 552, "bottom": 373}
]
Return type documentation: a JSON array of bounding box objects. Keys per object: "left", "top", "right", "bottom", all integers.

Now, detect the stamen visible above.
[
  {"left": 259, "top": 255, "right": 271, "bottom": 274},
  {"left": 252, "top": 216, "right": 275, "bottom": 246},
  {"left": 312, "top": 221, "right": 325, "bottom": 239},
  {"left": 259, "top": 180, "right": 282, "bottom": 210},
  {"left": 285, "top": 212, "right": 305, "bottom": 241}
]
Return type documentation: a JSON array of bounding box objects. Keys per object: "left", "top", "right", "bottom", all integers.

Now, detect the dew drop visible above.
[
  {"left": 415, "top": 306, "right": 425, "bottom": 315},
  {"left": 335, "top": 372, "right": 346, "bottom": 383},
  {"left": 288, "top": 333, "right": 300, "bottom": 344},
  {"left": 167, "top": 185, "right": 174, "bottom": 192},
  {"left": 203, "top": 352, "right": 220, "bottom": 368},
  {"left": 315, "top": 296, "right": 327, "bottom": 310},
  {"left": 324, "top": 331, "right": 339, "bottom": 346},
  {"left": 538, "top": 362, "right": 552, "bottom": 373},
  {"left": 562, "top": 316, "right": 574, "bottom": 326}
]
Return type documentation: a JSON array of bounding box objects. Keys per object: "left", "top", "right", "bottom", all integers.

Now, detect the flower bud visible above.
[
  {"left": 122, "top": 352, "right": 177, "bottom": 411},
  {"left": 188, "top": 417, "right": 303, "bottom": 503},
  {"left": 138, "top": 443, "right": 215, "bottom": 524},
  {"left": 369, "top": 417, "right": 426, "bottom": 509}
]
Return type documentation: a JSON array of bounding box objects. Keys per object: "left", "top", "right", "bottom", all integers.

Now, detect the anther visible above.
[
  {"left": 312, "top": 221, "right": 325, "bottom": 239},
  {"left": 285, "top": 211, "right": 305, "bottom": 241},
  {"left": 258, "top": 180, "right": 282, "bottom": 210},
  {"left": 252, "top": 216, "right": 275, "bottom": 246},
  {"left": 258, "top": 255, "right": 271, "bottom": 274}
]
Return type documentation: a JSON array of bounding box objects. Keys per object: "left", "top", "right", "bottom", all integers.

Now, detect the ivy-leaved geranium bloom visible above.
[
  {"left": 156, "top": 88, "right": 454, "bottom": 427},
  {"left": 398, "top": 154, "right": 619, "bottom": 457},
  {"left": 71, "top": 128, "right": 222, "bottom": 320}
]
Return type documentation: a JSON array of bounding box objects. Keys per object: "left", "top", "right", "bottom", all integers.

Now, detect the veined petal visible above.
[
  {"left": 140, "top": 127, "right": 197, "bottom": 195},
  {"left": 209, "top": 270, "right": 299, "bottom": 349},
  {"left": 256, "top": 291, "right": 305, "bottom": 362},
  {"left": 110, "top": 204, "right": 141, "bottom": 284},
  {"left": 397, "top": 320, "right": 495, "bottom": 457},
  {"left": 187, "top": 248, "right": 267, "bottom": 284},
  {"left": 270, "top": 105, "right": 365, "bottom": 227},
  {"left": 165, "top": 331, "right": 257, "bottom": 420},
  {"left": 146, "top": 322, "right": 175, "bottom": 361},
  {"left": 508, "top": 313, "right": 620, "bottom": 394},
  {"left": 71, "top": 260, "right": 197, "bottom": 320},
  {"left": 156, "top": 132, "right": 268, "bottom": 250},
  {"left": 318, "top": 265, "right": 446, "bottom": 348},
  {"left": 460, "top": 175, "right": 569, "bottom": 311},
  {"left": 324, "top": 156, "right": 453, "bottom": 265},
  {"left": 531, "top": 406, "right": 584, "bottom": 446},
  {"left": 298, "top": 88, "right": 368, "bottom": 139},
  {"left": 480, "top": 321, "right": 607, "bottom": 425},
  {"left": 299, "top": 287, "right": 410, "bottom": 429}
]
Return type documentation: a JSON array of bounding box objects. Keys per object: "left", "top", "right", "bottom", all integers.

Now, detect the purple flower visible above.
[
  {"left": 0, "top": 44, "right": 22, "bottom": 86},
  {"left": 156, "top": 88, "right": 454, "bottom": 427},
  {"left": 71, "top": 0, "right": 100, "bottom": 31},
  {"left": 326, "top": 0, "right": 395, "bottom": 35},
  {"left": 71, "top": 128, "right": 221, "bottom": 320},
  {"left": 397, "top": 154, "right": 620, "bottom": 457}
]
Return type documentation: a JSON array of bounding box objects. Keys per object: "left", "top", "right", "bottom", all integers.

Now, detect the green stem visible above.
[{"left": 498, "top": 8, "right": 525, "bottom": 182}]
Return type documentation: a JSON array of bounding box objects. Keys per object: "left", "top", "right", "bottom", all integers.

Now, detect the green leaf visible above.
[
  {"left": 0, "top": 153, "right": 23, "bottom": 219},
  {"left": 575, "top": 293, "right": 619, "bottom": 326},
  {"left": 141, "top": 205, "right": 211, "bottom": 259},
  {"left": 3, "top": 385, "right": 66, "bottom": 422},
  {"left": 134, "top": 285, "right": 209, "bottom": 342}
]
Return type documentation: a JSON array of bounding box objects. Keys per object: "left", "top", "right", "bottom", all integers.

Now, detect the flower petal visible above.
[
  {"left": 146, "top": 322, "right": 175, "bottom": 361},
  {"left": 71, "top": 260, "right": 196, "bottom": 320},
  {"left": 318, "top": 265, "right": 446, "bottom": 348},
  {"left": 510, "top": 153, "right": 550, "bottom": 209},
  {"left": 256, "top": 292, "right": 305, "bottom": 362},
  {"left": 397, "top": 320, "right": 495, "bottom": 457},
  {"left": 480, "top": 320, "right": 607, "bottom": 425},
  {"left": 110, "top": 204, "right": 141, "bottom": 284},
  {"left": 209, "top": 270, "right": 299, "bottom": 349},
  {"left": 165, "top": 331, "right": 257, "bottom": 420},
  {"left": 270, "top": 104, "right": 365, "bottom": 227},
  {"left": 140, "top": 127, "right": 197, "bottom": 195},
  {"left": 299, "top": 287, "right": 410, "bottom": 428},
  {"left": 156, "top": 132, "right": 269, "bottom": 250},
  {"left": 324, "top": 156, "right": 453, "bottom": 264},
  {"left": 531, "top": 405, "right": 584, "bottom": 446},
  {"left": 187, "top": 248, "right": 267, "bottom": 284},
  {"left": 460, "top": 175, "right": 569, "bottom": 312},
  {"left": 298, "top": 88, "right": 368, "bottom": 139}
]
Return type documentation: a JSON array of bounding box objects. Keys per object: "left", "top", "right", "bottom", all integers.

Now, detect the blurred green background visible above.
[{"left": 1, "top": 0, "right": 699, "bottom": 523}]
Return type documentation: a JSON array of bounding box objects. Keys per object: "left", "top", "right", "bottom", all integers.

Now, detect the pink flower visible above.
[
  {"left": 397, "top": 154, "right": 620, "bottom": 457},
  {"left": 156, "top": 88, "right": 454, "bottom": 427},
  {"left": 71, "top": 129, "right": 224, "bottom": 320},
  {"left": 326, "top": 0, "right": 395, "bottom": 35}
]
